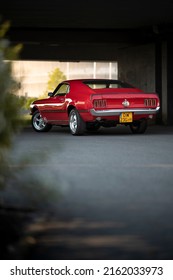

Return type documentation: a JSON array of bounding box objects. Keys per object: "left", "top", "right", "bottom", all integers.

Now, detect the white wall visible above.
[{"left": 12, "top": 61, "right": 118, "bottom": 97}]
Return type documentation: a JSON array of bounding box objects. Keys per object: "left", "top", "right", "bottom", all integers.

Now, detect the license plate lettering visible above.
[{"left": 119, "top": 112, "right": 133, "bottom": 123}]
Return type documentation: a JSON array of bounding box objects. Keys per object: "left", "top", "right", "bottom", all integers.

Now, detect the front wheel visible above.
[
  {"left": 69, "top": 109, "right": 86, "bottom": 135},
  {"left": 129, "top": 119, "right": 148, "bottom": 134},
  {"left": 32, "top": 110, "right": 52, "bottom": 132}
]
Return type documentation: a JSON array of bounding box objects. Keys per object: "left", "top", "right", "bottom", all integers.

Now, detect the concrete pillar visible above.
[
  {"left": 155, "top": 40, "right": 163, "bottom": 124},
  {"left": 155, "top": 39, "right": 173, "bottom": 125},
  {"left": 167, "top": 40, "right": 173, "bottom": 125},
  {"left": 161, "top": 42, "right": 167, "bottom": 124}
]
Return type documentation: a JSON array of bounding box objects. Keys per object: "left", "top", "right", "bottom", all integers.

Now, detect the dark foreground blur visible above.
[{"left": 1, "top": 124, "right": 173, "bottom": 260}]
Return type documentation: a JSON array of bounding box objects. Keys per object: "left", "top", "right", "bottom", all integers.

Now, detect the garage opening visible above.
[{"left": 12, "top": 61, "right": 118, "bottom": 98}]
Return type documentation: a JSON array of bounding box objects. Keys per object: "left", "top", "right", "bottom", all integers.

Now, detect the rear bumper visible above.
[{"left": 90, "top": 107, "right": 160, "bottom": 116}]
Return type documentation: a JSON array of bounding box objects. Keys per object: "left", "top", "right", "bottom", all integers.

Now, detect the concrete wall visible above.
[{"left": 118, "top": 43, "right": 155, "bottom": 92}]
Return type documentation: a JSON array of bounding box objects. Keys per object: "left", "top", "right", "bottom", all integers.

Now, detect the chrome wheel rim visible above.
[
  {"left": 69, "top": 111, "right": 78, "bottom": 133},
  {"left": 33, "top": 112, "right": 46, "bottom": 131}
]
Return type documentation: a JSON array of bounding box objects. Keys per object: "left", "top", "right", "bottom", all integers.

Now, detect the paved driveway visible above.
[{"left": 8, "top": 125, "right": 173, "bottom": 259}]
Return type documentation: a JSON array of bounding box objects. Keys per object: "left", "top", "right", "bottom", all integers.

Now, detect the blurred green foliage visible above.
[
  {"left": 0, "top": 20, "right": 61, "bottom": 259},
  {"left": 39, "top": 67, "right": 66, "bottom": 98},
  {"left": 0, "top": 21, "right": 23, "bottom": 189},
  {"left": 47, "top": 67, "right": 66, "bottom": 92},
  {"left": 0, "top": 21, "right": 60, "bottom": 205},
  {"left": 18, "top": 96, "right": 37, "bottom": 110},
  {"left": 0, "top": 21, "right": 23, "bottom": 149}
]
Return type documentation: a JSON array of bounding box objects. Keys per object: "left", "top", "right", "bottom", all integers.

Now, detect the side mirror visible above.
[{"left": 48, "top": 92, "right": 54, "bottom": 97}]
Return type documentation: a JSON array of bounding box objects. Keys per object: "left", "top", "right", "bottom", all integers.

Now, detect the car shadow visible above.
[
  {"left": 23, "top": 124, "right": 173, "bottom": 136},
  {"left": 86, "top": 125, "right": 173, "bottom": 136}
]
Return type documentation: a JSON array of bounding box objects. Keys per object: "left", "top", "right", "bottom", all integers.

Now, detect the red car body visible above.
[{"left": 30, "top": 79, "right": 160, "bottom": 135}]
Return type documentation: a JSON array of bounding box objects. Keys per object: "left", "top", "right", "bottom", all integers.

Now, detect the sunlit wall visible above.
[{"left": 12, "top": 61, "right": 118, "bottom": 97}]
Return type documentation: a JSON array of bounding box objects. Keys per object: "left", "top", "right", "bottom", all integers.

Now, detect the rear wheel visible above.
[
  {"left": 129, "top": 119, "right": 148, "bottom": 134},
  {"left": 69, "top": 109, "right": 86, "bottom": 135},
  {"left": 32, "top": 110, "right": 52, "bottom": 132}
]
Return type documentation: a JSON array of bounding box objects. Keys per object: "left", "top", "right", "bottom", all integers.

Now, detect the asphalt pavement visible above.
[{"left": 7, "top": 124, "right": 173, "bottom": 259}]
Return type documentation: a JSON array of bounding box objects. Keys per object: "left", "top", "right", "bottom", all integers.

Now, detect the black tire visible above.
[
  {"left": 32, "top": 110, "right": 52, "bottom": 132},
  {"left": 129, "top": 119, "right": 148, "bottom": 134},
  {"left": 69, "top": 109, "right": 86, "bottom": 135}
]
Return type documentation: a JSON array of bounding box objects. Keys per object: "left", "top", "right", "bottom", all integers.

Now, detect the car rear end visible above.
[
  {"left": 86, "top": 86, "right": 160, "bottom": 133},
  {"left": 90, "top": 87, "right": 159, "bottom": 121}
]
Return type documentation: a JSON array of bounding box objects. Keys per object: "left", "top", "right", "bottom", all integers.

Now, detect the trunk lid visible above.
[{"left": 91, "top": 88, "right": 159, "bottom": 109}]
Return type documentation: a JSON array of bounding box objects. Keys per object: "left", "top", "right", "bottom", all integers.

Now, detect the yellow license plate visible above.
[{"left": 119, "top": 112, "right": 133, "bottom": 123}]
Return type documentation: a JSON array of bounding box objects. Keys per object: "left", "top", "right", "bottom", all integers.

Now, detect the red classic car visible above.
[{"left": 30, "top": 79, "right": 160, "bottom": 135}]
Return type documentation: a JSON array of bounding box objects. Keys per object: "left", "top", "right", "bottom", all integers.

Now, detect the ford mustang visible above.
[{"left": 30, "top": 79, "right": 160, "bottom": 135}]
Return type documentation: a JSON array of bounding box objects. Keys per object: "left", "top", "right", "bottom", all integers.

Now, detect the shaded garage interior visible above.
[{"left": 1, "top": 0, "right": 173, "bottom": 124}]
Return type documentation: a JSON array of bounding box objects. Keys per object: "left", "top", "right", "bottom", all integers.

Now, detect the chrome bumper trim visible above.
[{"left": 90, "top": 107, "right": 160, "bottom": 116}]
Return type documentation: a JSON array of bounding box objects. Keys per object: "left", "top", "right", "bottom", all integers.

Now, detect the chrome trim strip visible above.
[
  {"left": 30, "top": 103, "right": 63, "bottom": 108},
  {"left": 90, "top": 107, "right": 160, "bottom": 116}
]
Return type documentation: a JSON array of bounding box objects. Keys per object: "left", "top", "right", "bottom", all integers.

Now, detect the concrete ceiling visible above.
[
  {"left": 1, "top": 0, "right": 173, "bottom": 60},
  {"left": 1, "top": 0, "right": 173, "bottom": 29}
]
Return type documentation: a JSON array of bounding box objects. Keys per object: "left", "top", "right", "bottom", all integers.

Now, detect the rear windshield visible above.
[{"left": 83, "top": 80, "right": 134, "bottom": 89}]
